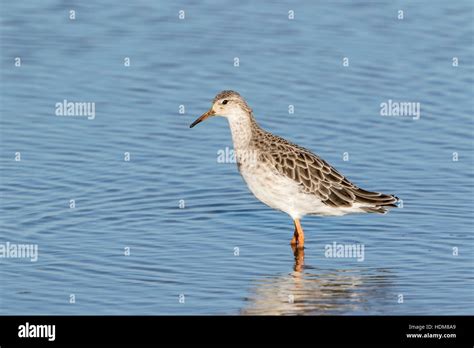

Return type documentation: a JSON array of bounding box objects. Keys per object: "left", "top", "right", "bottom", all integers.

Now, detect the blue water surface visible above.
[{"left": 0, "top": 0, "right": 473, "bottom": 315}]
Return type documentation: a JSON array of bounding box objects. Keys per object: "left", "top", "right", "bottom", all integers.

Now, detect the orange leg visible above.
[{"left": 290, "top": 218, "right": 305, "bottom": 248}]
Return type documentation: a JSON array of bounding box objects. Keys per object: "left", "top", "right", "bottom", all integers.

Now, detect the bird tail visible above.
[{"left": 352, "top": 188, "right": 400, "bottom": 214}]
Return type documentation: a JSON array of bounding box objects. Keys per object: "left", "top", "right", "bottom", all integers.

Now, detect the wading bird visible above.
[{"left": 190, "top": 91, "right": 398, "bottom": 248}]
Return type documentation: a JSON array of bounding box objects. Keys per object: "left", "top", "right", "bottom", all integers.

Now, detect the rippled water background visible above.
[{"left": 1, "top": 1, "right": 473, "bottom": 315}]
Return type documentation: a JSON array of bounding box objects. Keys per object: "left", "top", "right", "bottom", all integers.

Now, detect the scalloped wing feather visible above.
[{"left": 256, "top": 132, "right": 398, "bottom": 213}]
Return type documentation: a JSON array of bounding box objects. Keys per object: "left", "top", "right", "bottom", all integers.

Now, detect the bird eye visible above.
[{"left": 222, "top": 100, "right": 228, "bottom": 105}]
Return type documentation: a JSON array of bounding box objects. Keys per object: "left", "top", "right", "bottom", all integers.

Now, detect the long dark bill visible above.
[{"left": 189, "top": 109, "right": 215, "bottom": 128}]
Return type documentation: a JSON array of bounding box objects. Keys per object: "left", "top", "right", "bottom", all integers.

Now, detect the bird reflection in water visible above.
[
  {"left": 291, "top": 244, "right": 305, "bottom": 272},
  {"left": 242, "top": 246, "right": 391, "bottom": 315}
]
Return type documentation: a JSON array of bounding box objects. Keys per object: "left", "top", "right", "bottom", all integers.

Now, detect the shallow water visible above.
[{"left": 0, "top": 0, "right": 473, "bottom": 315}]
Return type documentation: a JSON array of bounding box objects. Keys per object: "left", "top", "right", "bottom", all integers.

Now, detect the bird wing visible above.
[{"left": 257, "top": 132, "right": 398, "bottom": 210}]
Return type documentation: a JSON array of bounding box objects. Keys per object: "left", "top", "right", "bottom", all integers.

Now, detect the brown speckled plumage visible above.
[
  {"left": 213, "top": 90, "right": 253, "bottom": 115},
  {"left": 249, "top": 126, "right": 398, "bottom": 213}
]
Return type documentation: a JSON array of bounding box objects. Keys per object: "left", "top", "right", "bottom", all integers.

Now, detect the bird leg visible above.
[{"left": 290, "top": 218, "right": 305, "bottom": 248}]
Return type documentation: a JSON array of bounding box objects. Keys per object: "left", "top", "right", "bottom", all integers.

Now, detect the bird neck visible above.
[{"left": 226, "top": 111, "right": 258, "bottom": 151}]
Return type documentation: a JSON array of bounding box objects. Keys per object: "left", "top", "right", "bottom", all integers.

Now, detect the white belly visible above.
[{"left": 238, "top": 161, "right": 322, "bottom": 219}]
